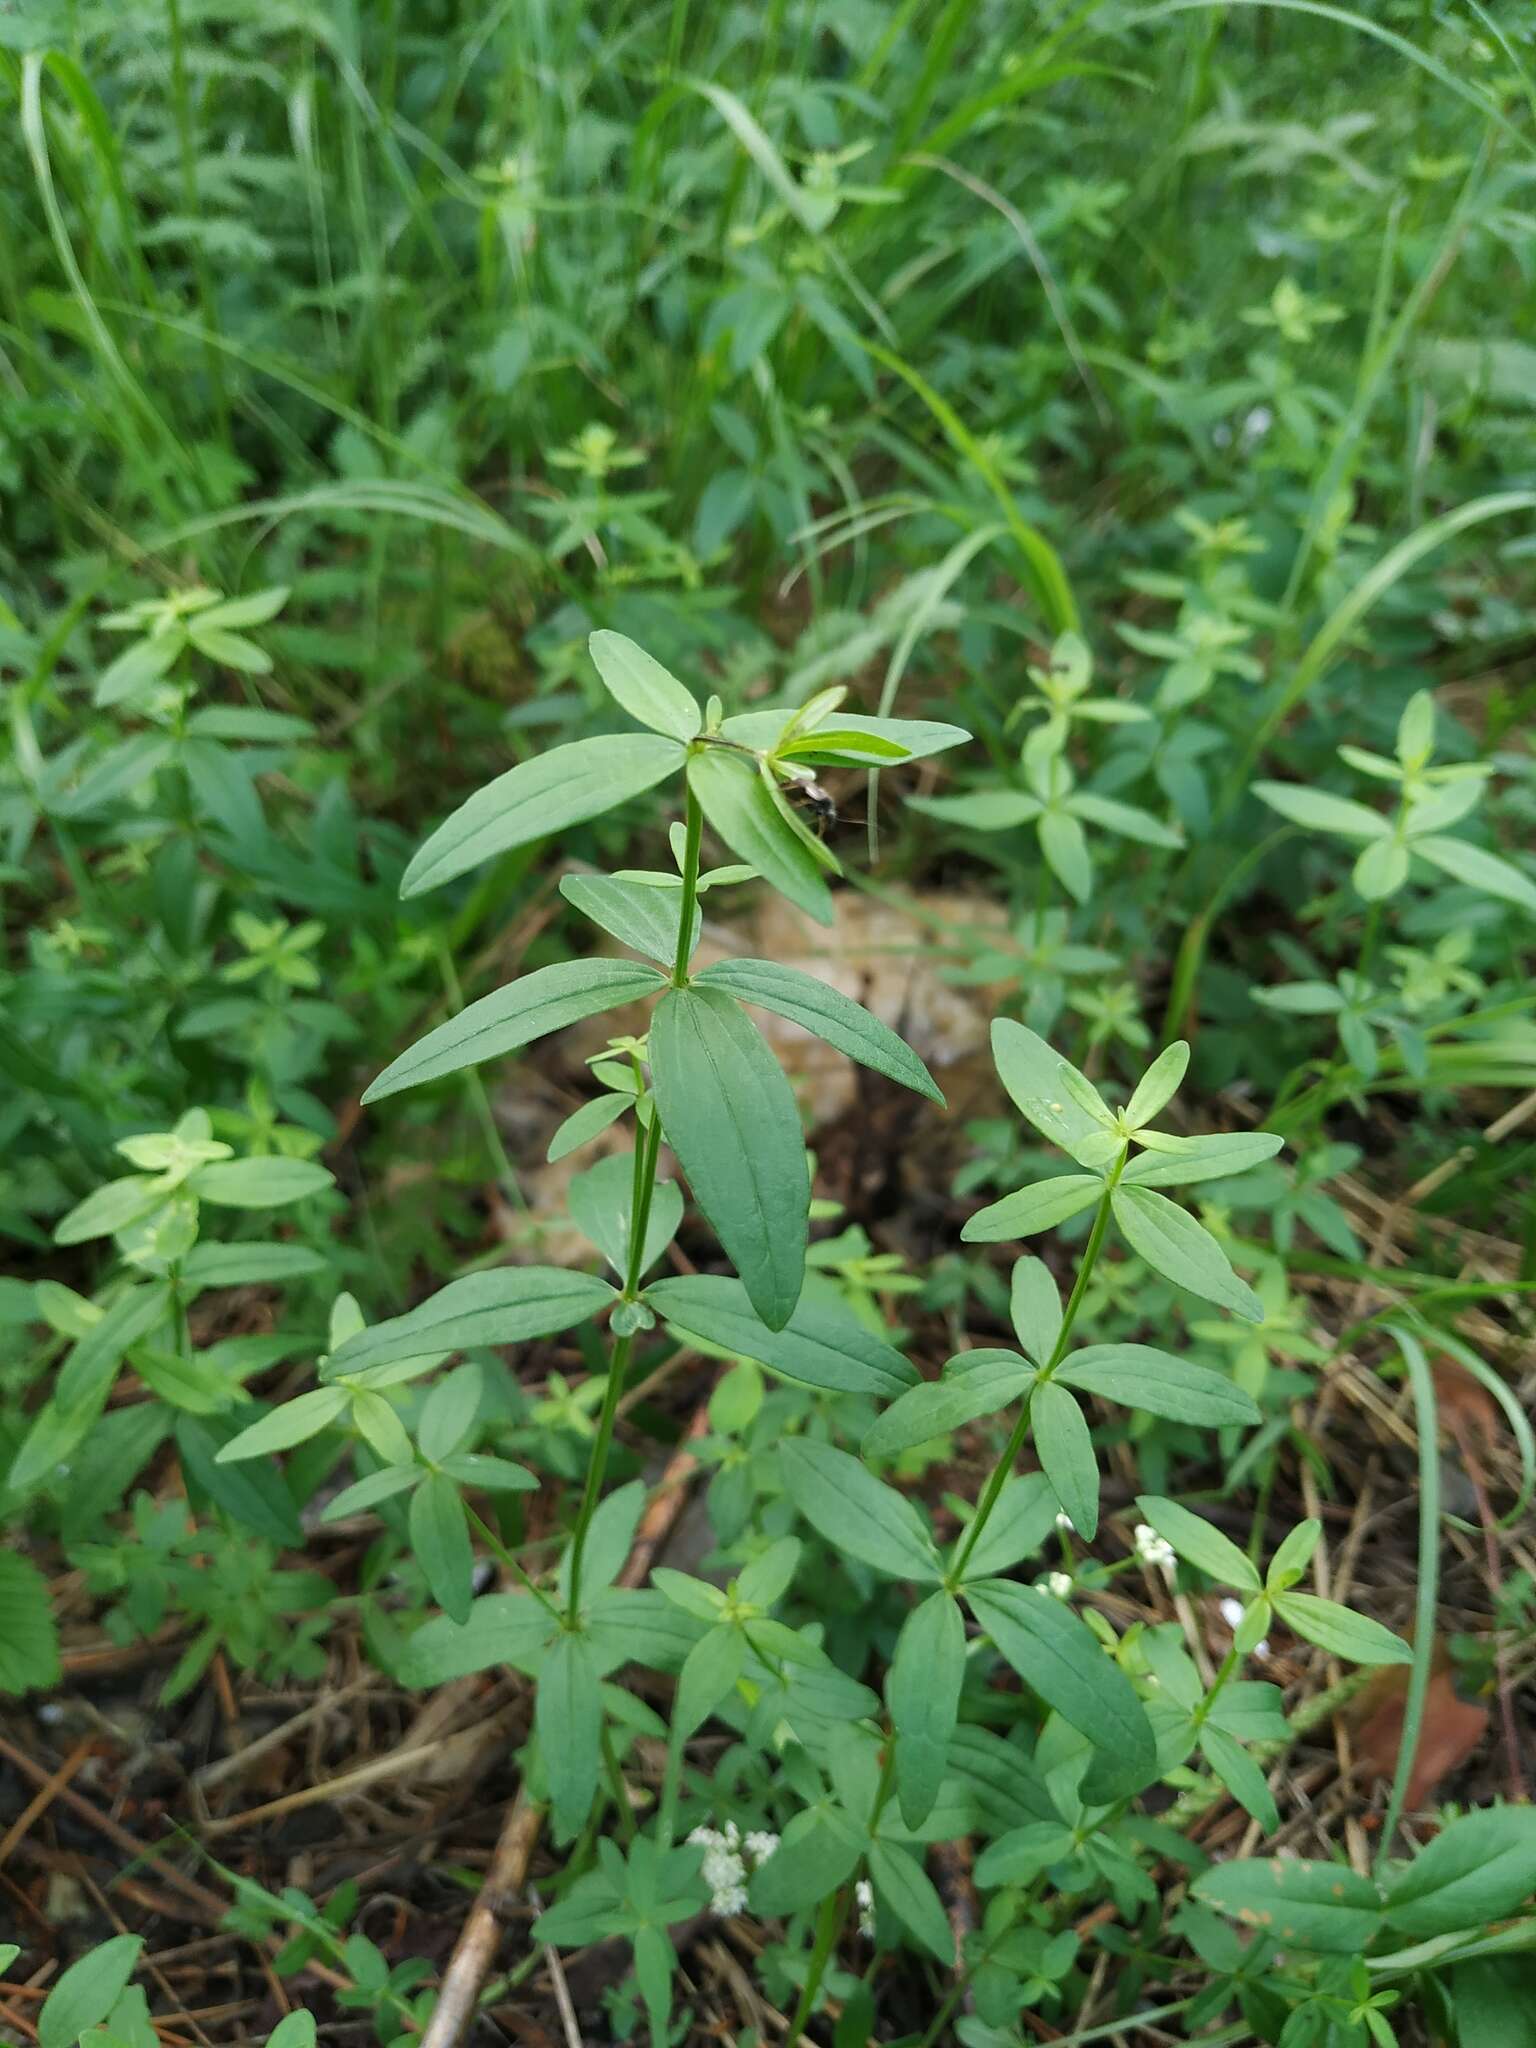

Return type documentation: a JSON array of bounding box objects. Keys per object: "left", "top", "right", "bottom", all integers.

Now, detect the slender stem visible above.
[
  {"left": 950, "top": 1160, "right": 1124, "bottom": 1583},
  {"left": 1376, "top": 1327, "right": 1439, "bottom": 1872},
  {"left": 565, "top": 776, "right": 705, "bottom": 1619},
  {"left": 466, "top": 1506, "right": 561, "bottom": 1624},
  {"left": 783, "top": 1886, "right": 848, "bottom": 2048}
]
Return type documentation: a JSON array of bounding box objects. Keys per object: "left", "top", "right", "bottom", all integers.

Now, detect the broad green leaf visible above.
[
  {"left": 1354, "top": 835, "right": 1410, "bottom": 900},
  {"left": 1070, "top": 791, "right": 1183, "bottom": 848},
  {"left": 956, "top": 1472, "right": 1060, "bottom": 1581},
  {"left": 694, "top": 958, "right": 942, "bottom": 1102},
  {"left": 1032, "top": 1380, "right": 1099, "bottom": 1539},
  {"left": 1198, "top": 1724, "right": 1278, "bottom": 1832},
  {"left": 403, "top": 733, "right": 683, "bottom": 896},
  {"left": 862, "top": 1350, "right": 1034, "bottom": 1458},
  {"left": 1057, "top": 1346, "right": 1259, "bottom": 1427},
  {"left": 216, "top": 1388, "right": 349, "bottom": 1462},
  {"left": 1383, "top": 1806, "right": 1536, "bottom": 1937},
  {"left": 539, "top": 1629, "right": 602, "bottom": 1841},
  {"left": 1121, "top": 1131, "right": 1283, "bottom": 1187},
  {"left": 674, "top": 1622, "right": 747, "bottom": 1735},
  {"left": 1272, "top": 1592, "right": 1411, "bottom": 1665},
  {"left": 974, "top": 1821, "right": 1076, "bottom": 1888},
  {"left": 868, "top": 1841, "right": 953, "bottom": 1960},
  {"left": 645, "top": 1274, "right": 917, "bottom": 1400},
  {"left": 557, "top": 1479, "right": 647, "bottom": 1606},
  {"left": 687, "top": 747, "right": 834, "bottom": 926},
  {"left": 1451, "top": 1959, "right": 1536, "bottom": 2048},
  {"left": 989, "top": 1020, "right": 1108, "bottom": 1160},
  {"left": 1193, "top": 1857, "right": 1382, "bottom": 1952},
  {"left": 188, "top": 1157, "right": 335, "bottom": 1207},
  {"left": 781, "top": 1439, "right": 942, "bottom": 1582},
  {"left": 1112, "top": 1184, "right": 1263, "bottom": 1320},
  {"left": 560, "top": 872, "right": 699, "bottom": 966},
  {"left": 1252, "top": 783, "right": 1391, "bottom": 841},
  {"left": 1125, "top": 1041, "right": 1189, "bottom": 1127},
  {"left": 962, "top": 1174, "right": 1102, "bottom": 1242},
  {"left": 547, "top": 1092, "right": 632, "bottom": 1162},
  {"left": 265, "top": 2015, "right": 318, "bottom": 2048},
  {"left": 324, "top": 1268, "right": 615, "bottom": 1380},
  {"left": 750, "top": 1809, "right": 863, "bottom": 1915},
  {"left": 964, "top": 1578, "right": 1157, "bottom": 1803},
  {"left": 39, "top": 1936, "right": 143, "bottom": 2048},
  {"left": 1010, "top": 1256, "right": 1062, "bottom": 1363},
  {"left": 1135, "top": 1496, "right": 1261, "bottom": 1591},
  {"left": 363, "top": 958, "right": 664, "bottom": 1101},
  {"left": 1413, "top": 833, "right": 1536, "bottom": 914},
  {"left": 568, "top": 1153, "right": 682, "bottom": 1280},
  {"left": 410, "top": 1471, "right": 474, "bottom": 1625},
  {"left": 911, "top": 791, "right": 1039, "bottom": 831},
  {"left": 0, "top": 1550, "right": 61, "bottom": 1694},
  {"left": 588, "top": 630, "right": 701, "bottom": 741},
  {"left": 53, "top": 1173, "right": 165, "bottom": 1245},
  {"left": 889, "top": 1590, "right": 965, "bottom": 1828},
  {"left": 649, "top": 986, "right": 808, "bottom": 1330},
  {"left": 393, "top": 1593, "right": 554, "bottom": 1685}
]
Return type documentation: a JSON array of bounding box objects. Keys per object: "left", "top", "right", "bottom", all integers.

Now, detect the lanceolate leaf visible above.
[
  {"left": 868, "top": 1841, "right": 954, "bottom": 1960},
  {"left": 410, "top": 1472, "right": 474, "bottom": 1625},
  {"left": 588, "top": 629, "right": 701, "bottom": 741},
  {"left": 1252, "top": 783, "right": 1391, "bottom": 841},
  {"left": 1193, "top": 1857, "right": 1382, "bottom": 1952},
  {"left": 649, "top": 987, "right": 808, "bottom": 1331},
  {"left": 644, "top": 1274, "right": 917, "bottom": 1400},
  {"left": 363, "top": 958, "right": 664, "bottom": 1101},
  {"left": 324, "top": 1268, "right": 616, "bottom": 1380},
  {"left": 402, "top": 733, "right": 684, "bottom": 896},
  {"left": 0, "top": 1551, "right": 61, "bottom": 1695},
  {"left": 539, "top": 1629, "right": 602, "bottom": 1842},
  {"left": 694, "top": 958, "right": 943, "bottom": 1101},
  {"left": 889, "top": 1590, "right": 965, "bottom": 1828},
  {"left": 862, "top": 1350, "right": 1034, "bottom": 1458},
  {"left": 989, "top": 1019, "right": 1108, "bottom": 1159},
  {"left": 1198, "top": 1723, "right": 1278, "bottom": 1832},
  {"left": 1135, "top": 1495, "right": 1262, "bottom": 1591},
  {"left": 1412, "top": 833, "right": 1536, "bottom": 913},
  {"left": 560, "top": 872, "right": 699, "bottom": 966},
  {"left": 1111, "top": 1183, "right": 1263, "bottom": 1321},
  {"left": 1122, "top": 1132, "right": 1284, "bottom": 1188},
  {"left": 962, "top": 1174, "right": 1102, "bottom": 1242},
  {"left": 1056, "top": 1346, "right": 1259, "bottom": 1427},
  {"left": 782, "top": 1439, "right": 942, "bottom": 1581},
  {"left": 964, "top": 1578, "right": 1157, "bottom": 1802},
  {"left": 1383, "top": 1806, "right": 1536, "bottom": 1936},
  {"left": 1272, "top": 1591, "right": 1411, "bottom": 1666},
  {"left": 1032, "top": 1380, "right": 1099, "bottom": 1539},
  {"left": 687, "top": 747, "right": 834, "bottom": 926},
  {"left": 804, "top": 711, "right": 969, "bottom": 761}
]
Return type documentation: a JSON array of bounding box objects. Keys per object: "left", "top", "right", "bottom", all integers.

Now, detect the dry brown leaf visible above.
[{"left": 1352, "top": 1662, "right": 1488, "bottom": 1810}]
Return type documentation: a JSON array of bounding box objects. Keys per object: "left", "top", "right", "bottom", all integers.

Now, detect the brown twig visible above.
[{"left": 417, "top": 1789, "right": 544, "bottom": 2048}]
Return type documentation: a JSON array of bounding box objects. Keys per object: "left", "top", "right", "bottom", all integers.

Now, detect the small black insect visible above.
[{"left": 783, "top": 767, "right": 838, "bottom": 833}]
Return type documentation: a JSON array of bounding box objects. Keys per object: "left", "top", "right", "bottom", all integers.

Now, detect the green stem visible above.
[
  {"left": 950, "top": 1160, "right": 1123, "bottom": 1584},
  {"left": 1376, "top": 1327, "right": 1439, "bottom": 1873},
  {"left": 601, "top": 1722, "right": 637, "bottom": 1843},
  {"left": 565, "top": 775, "right": 704, "bottom": 1619},
  {"left": 783, "top": 1886, "right": 849, "bottom": 2048},
  {"left": 466, "top": 1505, "right": 561, "bottom": 1625}
]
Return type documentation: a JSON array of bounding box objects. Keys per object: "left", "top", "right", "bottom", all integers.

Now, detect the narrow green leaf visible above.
[
  {"left": 39, "top": 1935, "right": 143, "bottom": 2048},
  {"left": 911, "top": 791, "right": 1039, "bottom": 831},
  {"left": 751, "top": 1810, "right": 863, "bottom": 1915},
  {"left": 216, "top": 1388, "right": 349, "bottom": 1462},
  {"left": 1198, "top": 1724, "right": 1278, "bottom": 1833},
  {"left": 588, "top": 630, "right": 702, "bottom": 741},
  {"left": 1112, "top": 1184, "right": 1263, "bottom": 1320},
  {"left": 547, "top": 1092, "right": 632, "bottom": 1162},
  {"left": 403, "top": 733, "right": 683, "bottom": 896},
  {"left": 1135, "top": 1495, "right": 1262, "bottom": 1591},
  {"left": 868, "top": 1841, "right": 953, "bottom": 1960},
  {"left": 363, "top": 958, "right": 664, "bottom": 1101},
  {"left": 324, "top": 1268, "right": 616, "bottom": 1381},
  {"left": 962, "top": 1174, "right": 1102, "bottom": 1242},
  {"left": 53, "top": 1173, "right": 164, "bottom": 1245},
  {"left": 1193, "top": 1857, "right": 1382, "bottom": 1952},
  {"left": 989, "top": 1020, "right": 1109, "bottom": 1159},
  {"left": 410, "top": 1472, "right": 474, "bottom": 1625},
  {"left": 645, "top": 1274, "right": 917, "bottom": 1400},
  {"left": 186, "top": 1156, "right": 335, "bottom": 1208},
  {"left": 889, "top": 1590, "right": 965, "bottom": 1828},
  {"left": 1057, "top": 1346, "right": 1259, "bottom": 1427},
  {"left": 687, "top": 747, "right": 833, "bottom": 926},
  {"left": 956, "top": 1472, "right": 1060, "bottom": 1582},
  {"left": 1125, "top": 1041, "right": 1189, "bottom": 1128},
  {"left": 560, "top": 872, "right": 699, "bottom": 966},
  {"left": 1384, "top": 1807, "right": 1536, "bottom": 1937},
  {"left": 539, "top": 1630, "right": 602, "bottom": 1842},
  {"left": 568, "top": 1153, "right": 681, "bottom": 1280},
  {"left": 862, "top": 1351, "right": 1034, "bottom": 1458},
  {"left": 1413, "top": 834, "right": 1536, "bottom": 914},
  {"left": 0, "top": 1551, "right": 61, "bottom": 1695},
  {"left": 674, "top": 1623, "right": 747, "bottom": 1735},
  {"left": 1121, "top": 1132, "right": 1284, "bottom": 1187},
  {"left": 781, "top": 1439, "right": 942, "bottom": 1582},
  {"left": 799, "top": 711, "right": 969, "bottom": 761},
  {"left": 964, "top": 1578, "right": 1157, "bottom": 1802},
  {"left": 649, "top": 986, "right": 808, "bottom": 1331},
  {"left": 973, "top": 1821, "right": 1076, "bottom": 1888},
  {"left": 1252, "top": 783, "right": 1391, "bottom": 841},
  {"left": 1010, "top": 1256, "right": 1062, "bottom": 1363},
  {"left": 393, "top": 1594, "right": 553, "bottom": 1686},
  {"left": 1272, "top": 1591, "right": 1411, "bottom": 1666},
  {"left": 1032, "top": 1380, "right": 1099, "bottom": 1539},
  {"left": 418, "top": 1363, "right": 482, "bottom": 1464},
  {"left": 694, "top": 958, "right": 943, "bottom": 1102}
]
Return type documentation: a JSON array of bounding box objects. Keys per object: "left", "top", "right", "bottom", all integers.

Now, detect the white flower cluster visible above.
[
  {"left": 1045, "top": 1572, "right": 1073, "bottom": 1599},
  {"left": 855, "top": 1877, "right": 875, "bottom": 1937},
  {"left": 688, "top": 1820, "right": 779, "bottom": 1917},
  {"left": 1134, "top": 1523, "right": 1177, "bottom": 1576}
]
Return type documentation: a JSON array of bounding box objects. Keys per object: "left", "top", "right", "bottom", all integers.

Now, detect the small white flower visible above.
[
  {"left": 1046, "top": 1572, "right": 1073, "bottom": 1599},
  {"left": 1219, "top": 1595, "right": 1270, "bottom": 1658},
  {"left": 1241, "top": 403, "right": 1274, "bottom": 447},
  {"left": 745, "top": 1830, "right": 779, "bottom": 1865},
  {"left": 855, "top": 1877, "right": 875, "bottom": 1938},
  {"left": 1134, "top": 1523, "right": 1177, "bottom": 1576},
  {"left": 1054, "top": 1511, "right": 1075, "bottom": 1533},
  {"left": 690, "top": 1825, "right": 749, "bottom": 1916}
]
